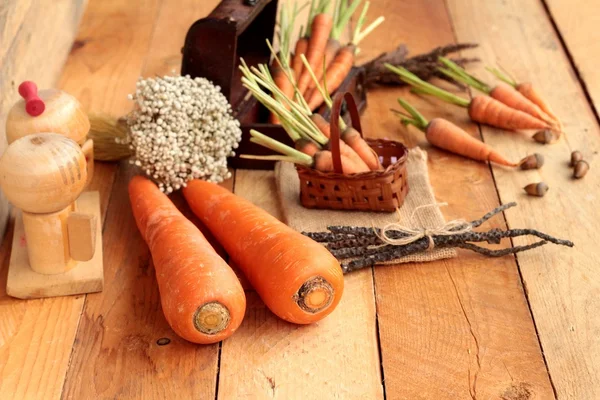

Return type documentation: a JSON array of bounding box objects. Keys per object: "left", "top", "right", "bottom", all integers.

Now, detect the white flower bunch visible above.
[{"left": 123, "top": 75, "right": 242, "bottom": 193}]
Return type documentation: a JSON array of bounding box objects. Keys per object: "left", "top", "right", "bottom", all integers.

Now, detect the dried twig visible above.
[
  {"left": 303, "top": 202, "right": 574, "bottom": 273},
  {"left": 361, "top": 43, "right": 480, "bottom": 86}
]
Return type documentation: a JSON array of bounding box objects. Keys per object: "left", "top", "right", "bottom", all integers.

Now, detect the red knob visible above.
[{"left": 18, "top": 81, "right": 45, "bottom": 117}]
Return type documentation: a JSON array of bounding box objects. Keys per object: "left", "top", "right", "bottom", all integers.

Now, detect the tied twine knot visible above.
[{"left": 375, "top": 203, "right": 472, "bottom": 250}]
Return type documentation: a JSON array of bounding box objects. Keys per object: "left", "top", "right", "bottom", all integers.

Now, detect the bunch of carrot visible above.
[
  {"left": 129, "top": 175, "right": 344, "bottom": 345},
  {"left": 240, "top": 56, "right": 381, "bottom": 174},
  {"left": 385, "top": 58, "right": 562, "bottom": 140},
  {"left": 271, "top": 0, "right": 384, "bottom": 116}
]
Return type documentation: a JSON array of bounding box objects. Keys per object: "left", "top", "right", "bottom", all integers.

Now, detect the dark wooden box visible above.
[{"left": 181, "top": 0, "right": 367, "bottom": 169}]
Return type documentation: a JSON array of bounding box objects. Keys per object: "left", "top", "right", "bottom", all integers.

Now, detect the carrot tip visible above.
[
  {"left": 193, "top": 302, "right": 231, "bottom": 335},
  {"left": 294, "top": 276, "right": 335, "bottom": 314}
]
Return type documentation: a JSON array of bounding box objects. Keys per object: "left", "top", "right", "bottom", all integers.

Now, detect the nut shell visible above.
[
  {"left": 0, "top": 133, "right": 87, "bottom": 213},
  {"left": 5, "top": 89, "right": 90, "bottom": 145}
]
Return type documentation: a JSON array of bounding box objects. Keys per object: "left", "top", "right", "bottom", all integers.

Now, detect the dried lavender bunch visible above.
[
  {"left": 361, "top": 43, "right": 479, "bottom": 87},
  {"left": 303, "top": 202, "right": 573, "bottom": 273},
  {"left": 123, "top": 75, "right": 242, "bottom": 193}
]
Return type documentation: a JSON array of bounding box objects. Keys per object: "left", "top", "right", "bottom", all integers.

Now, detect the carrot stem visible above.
[
  {"left": 396, "top": 98, "right": 429, "bottom": 130},
  {"left": 438, "top": 57, "right": 491, "bottom": 94},
  {"left": 249, "top": 130, "right": 314, "bottom": 164},
  {"left": 331, "top": 0, "right": 361, "bottom": 39},
  {"left": 385, "top": 63, "right": 471, "bottom": 107},
  {"left": 486, "top": 66, "right": 518, "bottom": 88}
]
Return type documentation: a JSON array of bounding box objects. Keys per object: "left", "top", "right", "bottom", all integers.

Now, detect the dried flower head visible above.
[{"left": 122, "top": 75, "right": 242, "bottom": 193}]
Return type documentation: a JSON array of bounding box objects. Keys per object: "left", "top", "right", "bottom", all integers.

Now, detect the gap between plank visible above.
[
  {"left": 440, "top": 0, "right": 559, "bottom": 398},
  {"left": 370, "top": 267, "right": 387, "bottom": 400},
  {"left": 539, "top": 0, "right": 600, "bottom": 129}
]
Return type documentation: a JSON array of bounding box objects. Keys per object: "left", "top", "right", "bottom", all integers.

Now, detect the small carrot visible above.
[
  {"left": 269, "top": 58, "right": 293, "bottom": 124},
  {"left": 386, "top": 64, "right": 550, "bottom": 131},
  {"left": 291, "top": 37, "right": 309, "bottom": 81},
  {"left": 128, "top": 175, "right": 246, "bottom": 344},
  {"left": 297, "top": 13, "right": 334, "bottom": 95},
  {"left": 242, "top": 129, "right": 369, "bottom": 174},
  {"left": 307, "top": 3, "right": 384, "bottom": 110},
  {"left": 487, "top": 66, "right": 562, "bottom": 132},
  {"left": 395, "top": 99, "right": 516, "bottom": 166},
  {"left": 182, "top": 180, "right": 344, "bottom": 324},
  {"left": 438, "top": 57, "right": 553, "bottom": 126}
]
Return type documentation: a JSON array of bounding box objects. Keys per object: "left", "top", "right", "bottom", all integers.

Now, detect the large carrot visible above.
[
  {"left": 297, "top": 13, "right": 334, "bottom": 95},
  {"left": 438, "top": 57, "right": 553, "bottom": 125},
  {"left": 386, "top": 64, "right": 550, "bottom": 131},
  {"left": 128, "top": 176, "right": 246, "bottom": 344},
  {"left": 395, "top": 99, "right": 516, "bottom": 166},
  {"left": 182, "top": 180, "right": 344, "bottom": 324}
]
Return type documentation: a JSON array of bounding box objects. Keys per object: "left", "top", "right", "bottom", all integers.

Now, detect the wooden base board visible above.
[{"left": 6, "top": 191, "right": 104, "bottom": 299}]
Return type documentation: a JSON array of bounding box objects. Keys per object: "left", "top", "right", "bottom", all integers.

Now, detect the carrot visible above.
[
  {"left": 395, "top": 99, "right": 516, "bottom": 166},
  {"left": 295, "top": 138, "right": 320, "bottom": 156},
  {"left": 468, "top": 95, "right": 548, "bottom": 131},
  {"left": 242, "top": 129, "right": 369, "bottom": 174},
  {"left": 437, "top": 58, "right": 552, "bottom": 125},
  {"left": 309, "top": 113, "right": 371, "bottom": 170},
  {"left": 297, "top": 13, "right": 334, "bottom": 95},
  {"left": 307, "top": 38, "right": 341, "bottom": 92},
  {"left": 340, "top": 127, "right": 382, "bottom": 170},
  {"left": 291, "top": 37, "right": 309, "bottom": 81},
  {"left": 269, "top": 59, "right": 293, "bottom": 124},
  {"left": 307, "top": 44, "right": 355, "bottom": 111},
  {"left": 128, "top": 175, "right": 246, "bottom": 344},
  {"left": 182, "top": 180, "right": 344, "bottom": 324},
  {"left": 487, "top": 66, "right": 562, "bottom": 131},
  {"left": 386, "top": 64, "right": 551, "bottom": 131}
]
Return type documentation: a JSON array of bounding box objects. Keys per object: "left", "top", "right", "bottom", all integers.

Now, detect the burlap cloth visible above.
[{"left": 275, "top": 147, "right": 457, "bottom": 264}]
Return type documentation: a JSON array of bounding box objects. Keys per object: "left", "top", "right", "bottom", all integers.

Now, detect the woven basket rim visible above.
[{"left": 295, "top": 139, "right": 408, "bottom": 180}]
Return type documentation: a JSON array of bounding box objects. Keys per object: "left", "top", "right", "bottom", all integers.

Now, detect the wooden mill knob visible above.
[
  {"left": 5, "top": 83, "right": 90, "bottom": 145},
  {"left": 0, "top": 133, "right": 87, "bottom": 214}
]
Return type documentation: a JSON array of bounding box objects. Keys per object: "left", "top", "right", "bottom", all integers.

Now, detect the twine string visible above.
[{"left": 375, "top": 203, "right": 472, "bottom": 250}]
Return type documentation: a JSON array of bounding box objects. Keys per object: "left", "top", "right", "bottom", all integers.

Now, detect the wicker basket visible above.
[{"left": 296, "top": 92, "right": 409, "bottom": 212}]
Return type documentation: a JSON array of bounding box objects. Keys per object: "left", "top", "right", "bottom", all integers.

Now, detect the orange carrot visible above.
[
  {"left": 489, "top": 82, "right": 551, "bottom": 124},
  {"left": 295, "top": 138, "right": 320, "bottom": 156},
  {"left": 516, "top": 82, "right": 561, "bottom": 128},
  {"left": 307, "top": 38, "right": 341, "bottom": 91},
  {"left": 341, "top": 127, "right": 382, "bottom": 170},
  {"left": 310, "top": 113, "right": 370, "bottom": 170},
  {"left": 314, "top": 149, "right": 368, "bottom": 174},
  {"left": 129, "top": 176, "right": 246, "bottom": 344},
  {"left": 468, "top": 95, "right": 549, "bottom": 131},
  {"left": 307, "top": 44, "right": 355, "bottom": 111},
  {"left": 291, "top": 37, "right": 309, "bottom": 81},
  {"left": 297, "top": 13, "right": 334, "bottom": 95},
  {"left": 269, "top": 60, "right": 294, "bottom": 124},
  {"left": 182, "top": 180, "right": 344, "bottom": 324},
  {"left": 395, "top": 99, "right": 516, "bottom": 166},
  {"left": 387, "top": 64, "right": 550, "bottom": 131}
]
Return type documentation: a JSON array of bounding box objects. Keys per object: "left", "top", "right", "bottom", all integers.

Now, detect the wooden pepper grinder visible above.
[
  {"left": 5, "top": 81, "right": 94, "bottom": 186},
  {"left": 0, "top": 133, "right": 104, "bottom": 299}
]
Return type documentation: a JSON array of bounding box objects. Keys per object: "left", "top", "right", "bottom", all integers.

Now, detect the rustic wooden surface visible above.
[{"left": 0, "top": 0, "right": 598, "bottom": 399}]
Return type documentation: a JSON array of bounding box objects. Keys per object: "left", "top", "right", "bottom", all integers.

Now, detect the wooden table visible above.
[{"left": 1, "top": 0, "right": 599, "bottom": 398}]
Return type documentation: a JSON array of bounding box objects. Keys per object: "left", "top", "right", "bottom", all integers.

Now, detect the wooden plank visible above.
[
  {"left": 0, "top": 0, "right": 163, "bottom": 398},
  {"left": 0, "top": 0, "right": 87, "bottom": 244},
  {"left": 445, "top": 0, "right": 600, "bottom": 398},
  {"left": 218, "top": 170, "right": 383, "bottom": 399},
  {"left": 61, "top": 1, "right": 228, "bottom": 398},
  {"left": 544, "top": 0, "right": 600, "bottom": 117},
  {"left": 355, "top": 1, "right": 555, "bottom": 398}
]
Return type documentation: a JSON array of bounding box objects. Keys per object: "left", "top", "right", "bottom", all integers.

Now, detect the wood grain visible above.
[
  {"left": 218, "top": 170, "right": 383, "bottom": 399},
  {"left": 544, "top": 0, "right": 600, "bottom": 117},
  {"left": 61, "top": 0, "right": 229, "bottom": 398},
  {"left": 357, "top": 0, "right": 555, "bottom": 398},
  {"left": 0, "top": 0, "right": 87, "bottom": 242},
  {"left": 0, "top": 0, "right": 162, "bottom": 398},
  {"left": 446, "top": 0, "right": 600, "bottom": 398}
]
